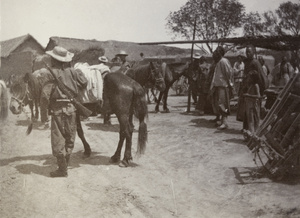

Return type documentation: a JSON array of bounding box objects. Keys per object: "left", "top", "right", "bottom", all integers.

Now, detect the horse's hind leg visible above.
[
  {"left": 76, "top": 113, "right": 91, "bottom": 157},
  {"left": 119, "top": 115, "right": 134, "bottom": 167},
  {"left": 110, "top": 130, "right": 125, "bottom": 163},
  {"left": 163, "top": 87, "right": 170, "bottom": 113}
]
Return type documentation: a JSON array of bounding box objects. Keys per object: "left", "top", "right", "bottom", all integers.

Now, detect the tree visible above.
[
  {"left": 243, "top": 12, "right": 264, "bottom": 36},
  {"left": 243, "top": 1, "right": 300, "bottom": 36},
  {"left": 276, "top": 1, "right": 300, "bottom": 35},
  {"left": 166, "top": 0, "right": 245, "bottom": 53}
]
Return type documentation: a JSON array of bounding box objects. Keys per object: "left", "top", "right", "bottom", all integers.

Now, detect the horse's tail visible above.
[
  {"left": 0, "top": 81, "right": 9, "bottom": 121},
  {"left": 132, "top": 84, "right": 148, "bottom": 155}
]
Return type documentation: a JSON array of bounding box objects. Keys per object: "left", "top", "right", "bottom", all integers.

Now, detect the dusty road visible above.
[{"left": 0, "top": 94, "right": 300, "bottom": 218}]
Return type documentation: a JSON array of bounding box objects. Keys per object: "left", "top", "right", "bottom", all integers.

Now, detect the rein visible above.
[{"left": 10, "top": 83, "right": 32, "bottom": 109}]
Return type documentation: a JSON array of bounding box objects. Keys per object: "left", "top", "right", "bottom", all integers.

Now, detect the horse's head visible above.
[
  {"left": 149, "top": 62, "right": 166, "bottom": 92},
  {"left": 9, "top": 75, "right": 29, "bottom": 114}
]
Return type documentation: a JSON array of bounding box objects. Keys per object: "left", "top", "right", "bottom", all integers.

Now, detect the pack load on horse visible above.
[
  {"left": 246, "top": 73, "right": 300, "bottom": 180},
  {"left": 74, "top": 62, "right": 105, "bottom": 115},
  {"left": 0, "top": 79, "right": 9, "bottom": 122}
]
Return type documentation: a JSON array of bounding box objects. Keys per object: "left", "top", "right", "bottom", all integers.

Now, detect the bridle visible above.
[
  {"left": 10, "top": 83, "right": 32, "bottom": 111},
  {"left": 149, "top": 62, "right": 164, "bottom": 87}
]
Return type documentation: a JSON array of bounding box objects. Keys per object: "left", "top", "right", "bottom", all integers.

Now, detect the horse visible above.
[
  {"left": 125, "top": 62, "right": 166, "bottom": 92},
  {"left": 9, "top": 70, "right": 92, "bottom": 157},
  {"left": 103, "top": 61, "right": 166, "bottom": 124},
  {"left": 102, "top": 72, "right": 148, "bottom": 167},
  {"left": 9, "top": 74, "right": 38, "bottom": 120},
  {"left": 154, "top": 62, "right": 190, "bottom": 113},
  {"left": 0, "top": 79, "right": 9, "bottom": 121}
]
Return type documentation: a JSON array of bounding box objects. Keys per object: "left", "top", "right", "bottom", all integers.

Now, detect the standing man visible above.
[
  {"left": 209, "top": 46, "right": 233, "bottom": 130},
  {"left": 237, "top": 45, "right": 269, "bottom": 129},
  {"left": 46, "top": 46, "right": 88, "bottom": 177},
  {"left": 196, "top": 56, "right": 211, "bottom": 115},
  {"left": 233, "top": 55, "right": 245, "bottom": 95},
  {"left": 96, "top": 56, "right": 111, "bottom": 78},
  {"left": 116, "top": 50, "right": 131, "bottom": 74},
  {"left": 188, "top": 53, "right": 202, "bottom": 105}
]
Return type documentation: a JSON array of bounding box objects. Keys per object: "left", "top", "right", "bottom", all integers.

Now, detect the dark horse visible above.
[
  {"left": 154, "top": 62, "right": 190, "bottom": 113},
  {"left": 9, "top": 74, "right": 38, "bottom": 120},
  {"left": 9, "top": 70, "right": 92, "bottom": 157},
  {"left": 126, "top": 62, "right": 166, "bottom": 91},
  {"left": 103, "top": 62, "right": 166, "bottom": 167},
  {"left": 102, "top": 73, "right": 148, "bottom": 167}
]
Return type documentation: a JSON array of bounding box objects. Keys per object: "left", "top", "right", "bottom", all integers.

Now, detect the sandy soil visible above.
[{"left": 1, "top": 92, "right": 300, "bottom": 218}]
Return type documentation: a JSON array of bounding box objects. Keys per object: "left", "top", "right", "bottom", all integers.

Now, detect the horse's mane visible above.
[{"left": 25, "top": 68, "right": 53, "bottom": 101}]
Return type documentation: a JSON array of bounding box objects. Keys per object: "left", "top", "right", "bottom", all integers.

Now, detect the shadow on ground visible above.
[{"left": 1, "top": 150, "right": 139, "bottom": 177}]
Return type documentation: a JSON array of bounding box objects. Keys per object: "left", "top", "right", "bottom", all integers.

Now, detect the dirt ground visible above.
[{"left": 1, "top": 91, "right": 300, "bottom": 218}]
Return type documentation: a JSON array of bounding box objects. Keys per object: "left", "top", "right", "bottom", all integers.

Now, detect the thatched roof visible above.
[
  {"left": 45, "top": 36, "right": 104, "bottom": 53},
  {"left": 0, "top": 34, "right": 44, "bottom": 58}
]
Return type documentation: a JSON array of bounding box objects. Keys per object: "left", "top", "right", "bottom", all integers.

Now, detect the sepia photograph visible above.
[{"left": 1, "top": 0, "right": 300, "bottom": 217}]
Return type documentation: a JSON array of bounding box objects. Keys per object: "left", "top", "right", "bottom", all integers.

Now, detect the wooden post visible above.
[{"left": 187, "top": 16, "right": 197, "bottom": 113}]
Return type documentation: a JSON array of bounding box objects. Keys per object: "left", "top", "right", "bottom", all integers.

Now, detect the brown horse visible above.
[
  {"left": 102, "top": 73, "right": 148, "bottom": 167},
  {"left": 9, "top": 74, "right": 38, "bottom": 120},
  {"left": 126, "top": 62, "right": 166, "bottom": 91},
  {"left": 154, "top": 62, "right": 190, "bottom": 113}
]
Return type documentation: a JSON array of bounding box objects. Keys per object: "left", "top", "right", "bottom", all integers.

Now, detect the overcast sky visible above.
[{"left": 1, "top": 0, "right": 299, "bottom": 48}]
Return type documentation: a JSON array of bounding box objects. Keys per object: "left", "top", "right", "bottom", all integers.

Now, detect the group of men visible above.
[
  {"left": 189, "top": 45, "right": 269, "bottom": 135},
  {"left": 41, "top": 44, "right": 298, "bottom": 178}
]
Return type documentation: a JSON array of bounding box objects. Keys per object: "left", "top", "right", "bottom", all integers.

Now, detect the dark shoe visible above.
[
  {"left": 217, "top": 124, "right": 228, "bottom": 130},
  {"left": 50, "top": 169, "right": 68, "bottom": 177},
  {"left": 216, "top": 121, "right": 222, "bottom": 126}
]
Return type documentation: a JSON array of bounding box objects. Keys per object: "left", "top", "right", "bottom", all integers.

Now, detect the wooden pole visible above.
[{"left": 187, "top": 17, "right": 197, "bottom": 113}]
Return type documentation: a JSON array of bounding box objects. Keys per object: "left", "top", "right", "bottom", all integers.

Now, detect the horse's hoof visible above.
[
  {"left": 110, "top": 155, "right": 120, "bottom": 163},
  {"left": 119, "top": 159, "right": 132, "bottom": 167},
  {"left": 83, "top": 151, "right": 91, "bottom": 158}
]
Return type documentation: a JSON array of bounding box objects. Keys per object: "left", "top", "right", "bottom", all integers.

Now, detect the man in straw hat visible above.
[
  {"left": 46, "top": 46, "right": 88, "bottom": 177},
  {"left": 115, "top": 50, "right": 131, "bottom": 74},
  {"left": 97, "top": 56, "right": 110, "bottom": 78}
]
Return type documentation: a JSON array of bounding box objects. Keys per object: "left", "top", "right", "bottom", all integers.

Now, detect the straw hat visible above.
[
  {"left": 193, "top": 53, "right": 201, "bottom": 59},
  {"left": 116, "top": 50, "right": 128, "bottom": 56},
  {"left": 98, "top": 56, "right": 108, "bottom": 63},
  {"left": 46, "top": 46, "right": 74, "bottom": 62}
]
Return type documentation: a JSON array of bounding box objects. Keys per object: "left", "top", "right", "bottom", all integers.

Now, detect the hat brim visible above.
[
  {"left": 116, "top": 54, "right": 128, "bottom": 56},
  {"left": 98, "top": 58, "right": 108, "bottom": 63},
  {"left": 46, "top": 50, "right": 74, "bottom": 62},
  {"left": 193, "top": 56, "right": 201, "bottom": 59}
]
